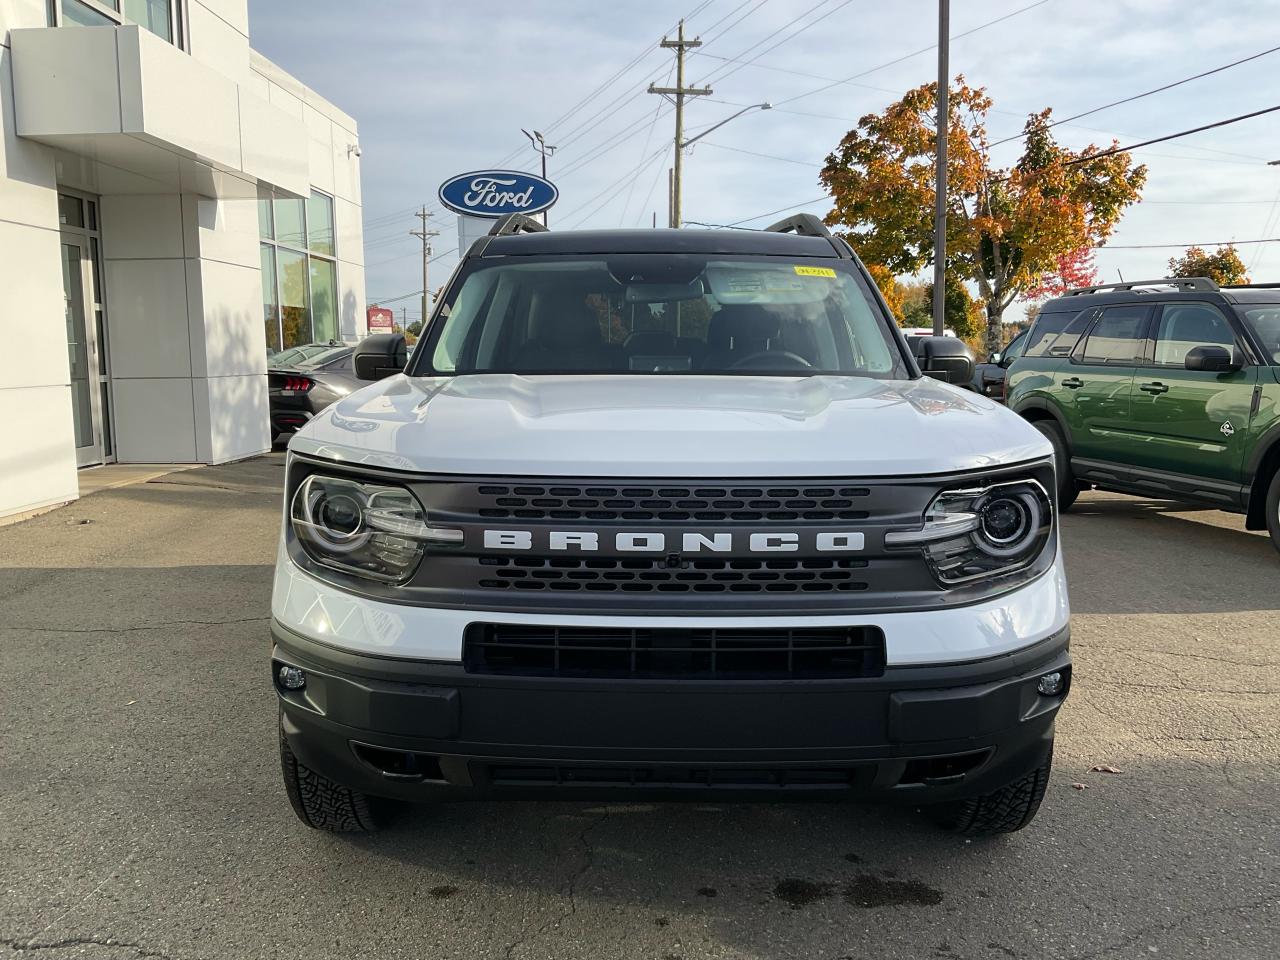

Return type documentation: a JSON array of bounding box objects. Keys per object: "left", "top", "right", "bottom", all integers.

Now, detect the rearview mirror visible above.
[
  {"left": 918, "top": 336, "right": 975, "bottom": 386},
  {"left": 353, "top": 333, "right": 408, "bottom": 381},
  {"left": 1184, "top": 344, "right": 1240, "bottom": 373}
]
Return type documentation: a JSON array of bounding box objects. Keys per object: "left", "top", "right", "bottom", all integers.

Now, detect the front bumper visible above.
[{"left": 273, "top": 620, "right": 1070, "bottom": 803}]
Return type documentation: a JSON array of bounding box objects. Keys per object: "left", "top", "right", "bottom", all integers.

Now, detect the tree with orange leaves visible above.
[{"left": 820, "top": 78, "right": 1146, "bottom": 352}]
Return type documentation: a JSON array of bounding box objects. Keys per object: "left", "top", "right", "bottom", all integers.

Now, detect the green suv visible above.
[{"left": 1006, "top": 278, "right": 1280, "bottom": 552}]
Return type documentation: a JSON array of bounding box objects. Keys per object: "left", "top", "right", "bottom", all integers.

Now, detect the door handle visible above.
[
  {"left": 1061, "top": 377, "right": 1083, "bottom": 389},
  {"left": 1139, "top": 381, "right": 1169, "bottom": 395}
]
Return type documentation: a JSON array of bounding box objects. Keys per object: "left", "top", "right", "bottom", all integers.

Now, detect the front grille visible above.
[
  {"left": 471, "top": 483, "right": 872, "bottom": 522},
  {"left": 477, "top": 556, "right": 870, "bottom": 593},
  {"left": 488, "top": 764, "right": 865, "bottom": 790},
  {"left": 463, "top": 624, "right": 886, "bottom": 679}
]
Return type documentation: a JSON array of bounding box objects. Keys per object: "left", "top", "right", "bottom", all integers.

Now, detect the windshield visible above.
[
  {"left": 417, "top": 255, "right": 907, "bottom": 377},
  {"left": 1238, "top": 305, "right": 1280, "bottom": 363}
]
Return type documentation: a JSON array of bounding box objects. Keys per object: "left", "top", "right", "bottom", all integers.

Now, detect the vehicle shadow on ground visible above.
[{"left": 1061, "top": 493, "right": 1278, "bottom": 614}]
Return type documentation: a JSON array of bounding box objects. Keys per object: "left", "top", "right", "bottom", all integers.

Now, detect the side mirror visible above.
[
  {"left": 988, "top": 351, "right": 1003, "bottom": 365},
  {"left": 353, "top": 333, "right": 408, "bottom": 381},
  {"left": 918, "top": 336, "right": 975, "bottom": 386},
  {"left": 1184, "top": 344, "right": 1240, "bottom": 373}
]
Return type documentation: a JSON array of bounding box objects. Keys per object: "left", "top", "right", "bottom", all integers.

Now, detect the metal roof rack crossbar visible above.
[
  {"left": 489, "top": 213, "right": 549, "bottom": 237},
  {"left": 763, "top": 213, "right": 833, "bottom": 240},
  {"left": 1066, "top": 277, "right": 1219, "bottom": 295}
]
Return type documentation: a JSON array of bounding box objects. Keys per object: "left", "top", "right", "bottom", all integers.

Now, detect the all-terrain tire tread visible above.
[
  {"left": 1031, "top": 422, "right": 1077, "bottom": 510},
  {"left": 280, "top": 731, "right": 380, "bottom": 832},
  {"left": 945, "top": 747, "right": 1053, "bottom": 837}
]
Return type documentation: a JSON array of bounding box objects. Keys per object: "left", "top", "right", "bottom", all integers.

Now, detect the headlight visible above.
[
  {"left": 290, "top": 474, "right": 461, "bottom": 583},
  {"left": 885, "top": 478, "right": 1053, "bottom": 584}
]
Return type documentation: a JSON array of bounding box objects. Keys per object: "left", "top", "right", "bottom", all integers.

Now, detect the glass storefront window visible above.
[
  {"left": 260, "top": 187, "right": 340, "bottom": 350},
  {"left": 261, "top": 244, "right": 281, "bottom": 355},
  {"left": 274, "top": 197, "right": 307, "bottom": 249},
  {"left": 59, "top": 0, "right": 178, "bottom": 46},
  {"left": 277, "top": 248, "right": 310, "bottom": 349},
  {"left": 307, "top": 191, "right": 335, "bottom": 257},
  {"left": 122, "top": 0, "right": 171, "bottom": 42},
  {"left": 258, "top": 191, "right": 274, "bottom": 241},
  {"left": 58, "top": 194, "right": 85, "bottom": 228},
  {"left": 309, "top": 258, "right": 338, "bottom": 343},
  {"left": 61, "top": 0, "right": 118, "bottom": 26}
]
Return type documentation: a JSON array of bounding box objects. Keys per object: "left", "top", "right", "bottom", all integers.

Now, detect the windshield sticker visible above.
[{"left": 794, "top": 265, "right": 837, "bottom": 278}]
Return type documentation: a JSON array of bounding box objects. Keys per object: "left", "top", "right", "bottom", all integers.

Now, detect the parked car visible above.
[
  {"left": 1006, "top": 277, "right": 1280, "bottom": 550},
  {"left": 971, "top": 328, "right": 1028, "bottom": 400},
  {"left": 271, "top": 212, "right": 1070, "bottom": 837},
  {"left": 268, "top": 346, "right": 359, "bottom": 439},
  {"left": 269, "top": 340, "right": 346, "bottom": 368}
]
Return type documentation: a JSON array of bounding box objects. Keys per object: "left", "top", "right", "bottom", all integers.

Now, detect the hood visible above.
[{"left": 289, "top": 374, "right": 1050, "bottom": 477}]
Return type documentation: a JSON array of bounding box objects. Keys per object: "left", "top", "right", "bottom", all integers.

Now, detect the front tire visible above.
[
  {"left": 1265, "top": 467, "right": 1280, "bottom": 556},
  {"left": 929, "top": 746, "right": 1053, "bottom": 837},
  {"left": 279, "top": 727, "right": 387, "bottom": 832},
  {"left": 1032, "top": 421, "right": 1078, "bottom": 511}
]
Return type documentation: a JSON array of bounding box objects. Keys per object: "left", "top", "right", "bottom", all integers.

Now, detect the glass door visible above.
[
  {"left": 58, "top": 190, "right": 112, "bottom": 467},
  {"left": 61, "top": 240, "right": 105, "bottom": 466}
]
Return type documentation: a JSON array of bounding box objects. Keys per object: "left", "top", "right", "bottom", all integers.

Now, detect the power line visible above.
[
  {"left": 1052, "top": 103, "right": 1280, "bottom": 171},
  {"left": 693, "top": 0, "right": 855, "bottom": 89},
  {"left": 1098, "top": 238, "right": 1280, "bottom": 249},
  {"left": 989, "top": 43, "right": 1280, "bottom": 147},
  {"left": 774, "top": 0, "right": 1050, "bottom": 107}
]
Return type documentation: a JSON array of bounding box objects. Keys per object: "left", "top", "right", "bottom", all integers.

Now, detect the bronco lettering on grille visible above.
[{"left": 482, "top": 530, "right": 865, "bottom": 553}]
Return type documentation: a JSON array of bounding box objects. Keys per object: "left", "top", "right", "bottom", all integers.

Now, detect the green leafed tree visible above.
[
  {"left": 1167, "top": 245, "right": 1249, "bottom": 286},
  {"left": 820, "top": 77, "right": 1147, "bottom": 352}
]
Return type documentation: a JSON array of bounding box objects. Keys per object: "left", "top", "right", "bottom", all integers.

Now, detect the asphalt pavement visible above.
[{"left": 1, "top": 454, "right": 1276, "bottom": 960}]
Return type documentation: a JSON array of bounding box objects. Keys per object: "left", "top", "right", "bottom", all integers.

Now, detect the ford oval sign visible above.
[{"left": 438, "top": 170, "right": 558, "bottom": 219}]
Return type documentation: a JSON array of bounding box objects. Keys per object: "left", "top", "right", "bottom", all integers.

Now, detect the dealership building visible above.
[{"left": 1, "top": 0, "right": 366, "bottom": 520}]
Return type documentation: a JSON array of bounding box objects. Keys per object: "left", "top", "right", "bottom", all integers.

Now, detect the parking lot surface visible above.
[{"left": 1, "top": 454, "right": 1276, "bottom": 960}]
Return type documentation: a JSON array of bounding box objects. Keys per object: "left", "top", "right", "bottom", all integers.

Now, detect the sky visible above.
[{"left": 248, "top": 0, "right": 1280, "bottom": 325}]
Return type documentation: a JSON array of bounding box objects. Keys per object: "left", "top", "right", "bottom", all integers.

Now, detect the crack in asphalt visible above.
[
  {"left": 0, "top": 935, "right": 178, "bottom": 959},
  {"left": 502, "top": 817, "right": 601, "bottom": 960},
  {"left": 1064, "top": 894, "right": 1276, "bottom": 960},
  {"left": 0, "top": 618, "right": 270, "bottom": 635},
  {"left": 1087, "top": 678, "right": 1277, "bottom": 696}
]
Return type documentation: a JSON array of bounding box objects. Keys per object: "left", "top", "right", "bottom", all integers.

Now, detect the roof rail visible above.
[
  {"left": 1065, "top": 277, "right": 1219, "bottom": 296},
  {"left": 1221, "top": 281, "right": 1280, "bottom": 289},
  {"left": 488, "top": 213, "right": 548, "bottom": 237},
  {"left": 763, "top": 213, "right": 833, "bottom": 239}
]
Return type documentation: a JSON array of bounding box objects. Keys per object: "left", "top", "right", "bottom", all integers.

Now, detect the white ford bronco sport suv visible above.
[{"left": 272, "top": 214, "right": 1071, "bottom": 836}]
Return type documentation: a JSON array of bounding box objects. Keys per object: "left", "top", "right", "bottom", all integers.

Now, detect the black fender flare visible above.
[
  {"left": 1011, "top": 397, "right": 1073, "bottom": 453},
  {"left": 1243, "top": 421, "right": 1280, "bottom": 528}
]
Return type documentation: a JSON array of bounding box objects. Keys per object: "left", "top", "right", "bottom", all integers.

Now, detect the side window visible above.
[
  {"left": 1152, "top": 304, "right": 1236, "bottom": 367},
  {"left": 1024, "top": 309, "right": 1091, "bottom": 358},
  {"left": 1004, "top": 330, "right": 1028, "bottom": 360},
  {"left": 1077, "top": 305, "right": 1149, "bottom": 365}
]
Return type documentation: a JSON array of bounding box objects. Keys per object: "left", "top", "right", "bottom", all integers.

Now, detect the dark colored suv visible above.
[{"left": 1006, "top": 278, "right": 1280, "bottom": 551}]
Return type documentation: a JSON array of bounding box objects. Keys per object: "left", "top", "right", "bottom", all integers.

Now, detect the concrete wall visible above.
[
  {"left": 0, "top": 0, "right": 78, "bottom": 516},
  {"left": 0, "top": 5, "right": 364, "bottom": 519}
]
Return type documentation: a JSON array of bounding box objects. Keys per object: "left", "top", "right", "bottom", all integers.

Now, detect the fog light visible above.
[
  {"left": 1037, "top": 671, "right": 1064, "bottom": 696},
  {"left": 278, "top": 665, "right": 306, "bottom": 690}
]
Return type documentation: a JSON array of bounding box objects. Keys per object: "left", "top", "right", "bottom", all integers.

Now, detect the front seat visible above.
[
  {"left": 703, "top": 304, "right": 780, "bottom": 369},
  {"left": 517, "top": 293, "right": 621, "bottom": 371}
]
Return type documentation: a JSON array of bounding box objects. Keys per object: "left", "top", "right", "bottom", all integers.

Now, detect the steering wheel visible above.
[{"left": 729, "top": 350, "right": 814, "bottom": 371}]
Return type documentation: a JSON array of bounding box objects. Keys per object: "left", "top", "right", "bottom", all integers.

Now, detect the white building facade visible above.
[{"left": 1, "top": 0, "right": 366, "bottom": 519}]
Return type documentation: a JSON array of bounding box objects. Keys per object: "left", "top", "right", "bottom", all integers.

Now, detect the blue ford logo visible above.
[{"left": 438, "top": 170, "right": 558, "bottom": 219}]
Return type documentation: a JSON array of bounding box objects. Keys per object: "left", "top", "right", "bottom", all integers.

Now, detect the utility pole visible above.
[
  {"left": 410, "top": 206, "right": 440, "bottom": 325},
  {"left": 931, "top": 0, "right": 950, "bottom": 337},
  {"left": 521, "top": 129, "right": 557, "bottom": 225},
  {"left": 649, "top": 20, "right": 711, "bottom": 228}
]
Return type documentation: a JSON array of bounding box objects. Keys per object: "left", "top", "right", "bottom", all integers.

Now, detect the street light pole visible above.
[
  {"left": 521, "top": 128, "right": 557, "bottom": 226},
  {"left": 680, "top": 102, "right": 771, "bottom": 150},
  {"left": 932, "top": 0, "right": 950, "bottom": 337}
]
